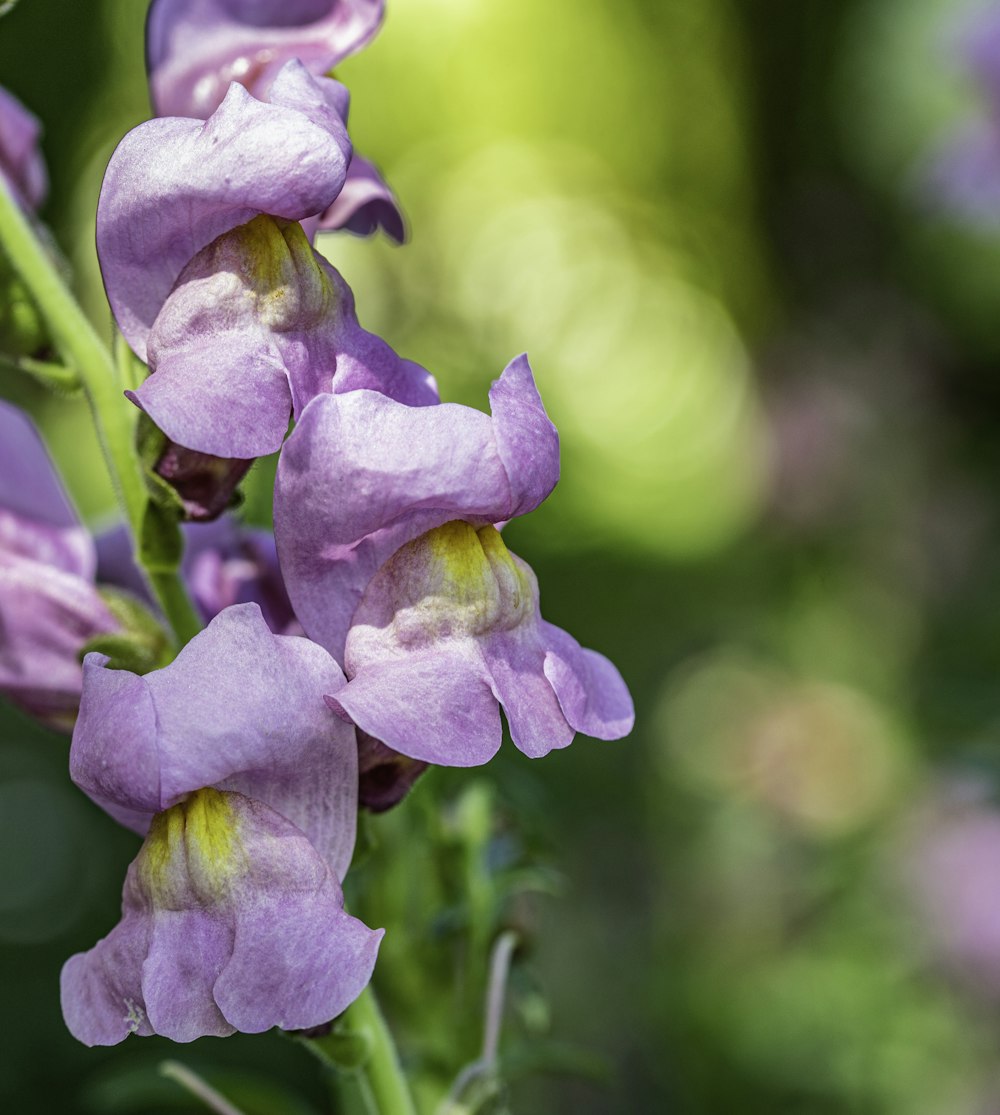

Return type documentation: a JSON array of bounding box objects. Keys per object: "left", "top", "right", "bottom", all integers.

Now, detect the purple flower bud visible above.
[
  {"left": 355, "top": 731, "right": 427, "bottom": 813},
  {"left": 62, "top": 605, "right": 380, "bottom": 1045},
  {"left": 0, "top": 402, "right": 118, "bottom": 730},
  {"left": 152, "top": 442, "right": 253, "bottom": 523},
  {"left": 0, "top": 84, "right": 47, "bottom": 211}
]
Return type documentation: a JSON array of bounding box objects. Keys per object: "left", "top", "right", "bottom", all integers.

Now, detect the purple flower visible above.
[
  {"left": 182, "top": 520, "right": 300, "bottom": 635},
  {"left": 98, "top": 60, "right": 351, "bottom": 360},
  {"left": 147, "top": 0, "right": 385, "bottom": 119},
  {"left": 899, "top": 781, "right": 1000, "bottom": 996},
  {"left": 276, "top": 356, "right": 634, "bottom": 767},
  {"left": 62, "top": 604, "right": 381, "bottom": 1044},
  {"left": 0, "top": 402, "right": 119, "bottom": 731},
  {"left": 0, "top": 84, "right": 47, "bottom": 211},
  {"left": 99, "top": 62, "right": 433, "bottom": 460},
  {"left": 146, "top": 0, "right": 402, "bottom": 241},
  {"left": 921, "top": 5, "right": 1000, "bottom": 226}
]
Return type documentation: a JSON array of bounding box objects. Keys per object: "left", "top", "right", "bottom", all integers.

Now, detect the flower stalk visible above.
[{"left": 312, "top": 986, "right": 418, "bottom": 1115}]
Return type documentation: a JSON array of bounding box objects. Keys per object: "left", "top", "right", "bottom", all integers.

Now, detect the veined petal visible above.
[
  {"left": 542, "top": 622, "right": 636, "bottom": 741},
  {"left": 329, "top": 650, "right": 502, "bottom": 767},
  {"left": 60, "top": 905, "right": 153, "bottom": 1047}
]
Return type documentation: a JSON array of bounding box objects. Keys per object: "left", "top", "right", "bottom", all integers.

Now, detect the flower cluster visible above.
[{"left": 0, "top": 0, "right": 633, "bottom": 1049}]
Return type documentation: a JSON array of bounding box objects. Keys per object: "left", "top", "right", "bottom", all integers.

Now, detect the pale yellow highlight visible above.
[
  {"left": 225, "top": 214, "right": 332, "bottom": 331},
  {"left": 387, "top": 521, "right": 534, "bottom": 645},
  {"left": 137, "top": 787, "right": 247, "bottom": 908}
]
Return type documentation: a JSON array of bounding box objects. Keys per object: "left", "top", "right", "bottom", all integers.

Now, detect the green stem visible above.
[
  {"left": 0, "top": 175, "right": 201, "bottom": 646},
  {"left": 312, "top": 987, "right": 417, "bottom": 1115}
]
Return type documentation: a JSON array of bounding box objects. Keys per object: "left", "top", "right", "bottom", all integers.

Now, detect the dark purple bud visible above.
[
  {"left": 357, "top": 732, "right": 428, "bottom": 813},
  {"left": 153, "top": 442, "right": 253, "bottom": 522}
]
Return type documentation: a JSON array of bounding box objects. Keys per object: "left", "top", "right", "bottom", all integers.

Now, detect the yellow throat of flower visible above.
[
  {"left": 138, "top": 787, "right": 247, "bottom": 908},
  {"left": 388, "top": 521, "right": 535, "bottom": 643},
  {"left": 218, "top": 213, "right": 332, "bottom": 331}
]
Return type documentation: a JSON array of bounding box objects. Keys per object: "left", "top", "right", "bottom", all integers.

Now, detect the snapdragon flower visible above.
[
  {"left": 0, "top": 84, "right": 46, "bottom": 211},
  {"left": 147, "top": 0, "right": 384, "bottom": 119},
  {"left": 98, "top": 60, "right": 433, "bottom": 463},
  {"left": 145, "top": 0, "right": 401, "bottom": 240},
  {"left": 275, "top": 356, "right": 634, "bottom": 766},
  {"left": 62, "top": 604, "right": 380, "bottom": 1045},
  {"left": 0, "top": 402, "right": 120, "bottom": 730}
]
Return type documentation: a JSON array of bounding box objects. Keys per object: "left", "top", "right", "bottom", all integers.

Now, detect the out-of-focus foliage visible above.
[{"left": 7, "top": 0, "right": 1000, "bottom": 1111}]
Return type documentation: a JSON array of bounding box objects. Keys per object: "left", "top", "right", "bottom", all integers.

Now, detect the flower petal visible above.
[
  {"left": 214, "top": 795, "right": 382, "bottom": 1034},
  {"left": 542, "top": 622, "right": 636, "bottom": 741},
  {"left": 329, "top": 650, "right": 502, "bottom": 767},
  {"left": 0, "top": 400, "right": 93, "bottom": 577},
  {"left": 70, "top": 653, "right": 161, "bottom": 824},
  {"left": 488, "top": 353, "right": 559, "bottom": 518},
  {"left": 142, "top": 910, "right": 234, "bottom": 1041},
  {"left": 60, "top": 903, "right": 153, "bottom": 1047},
  {"left": 319, "top": 153, "right": 405, "bottom": 242},
  {"left": 483, "top": 630, "right": 575, "bottom": 759},
  {"left": 133, "top": 326, "right": 292, "bottom": 459}
]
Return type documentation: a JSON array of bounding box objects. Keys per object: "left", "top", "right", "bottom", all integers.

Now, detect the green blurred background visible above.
[{"left": 6, "top": 0, "right": 1000, "bottom": 1110}]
